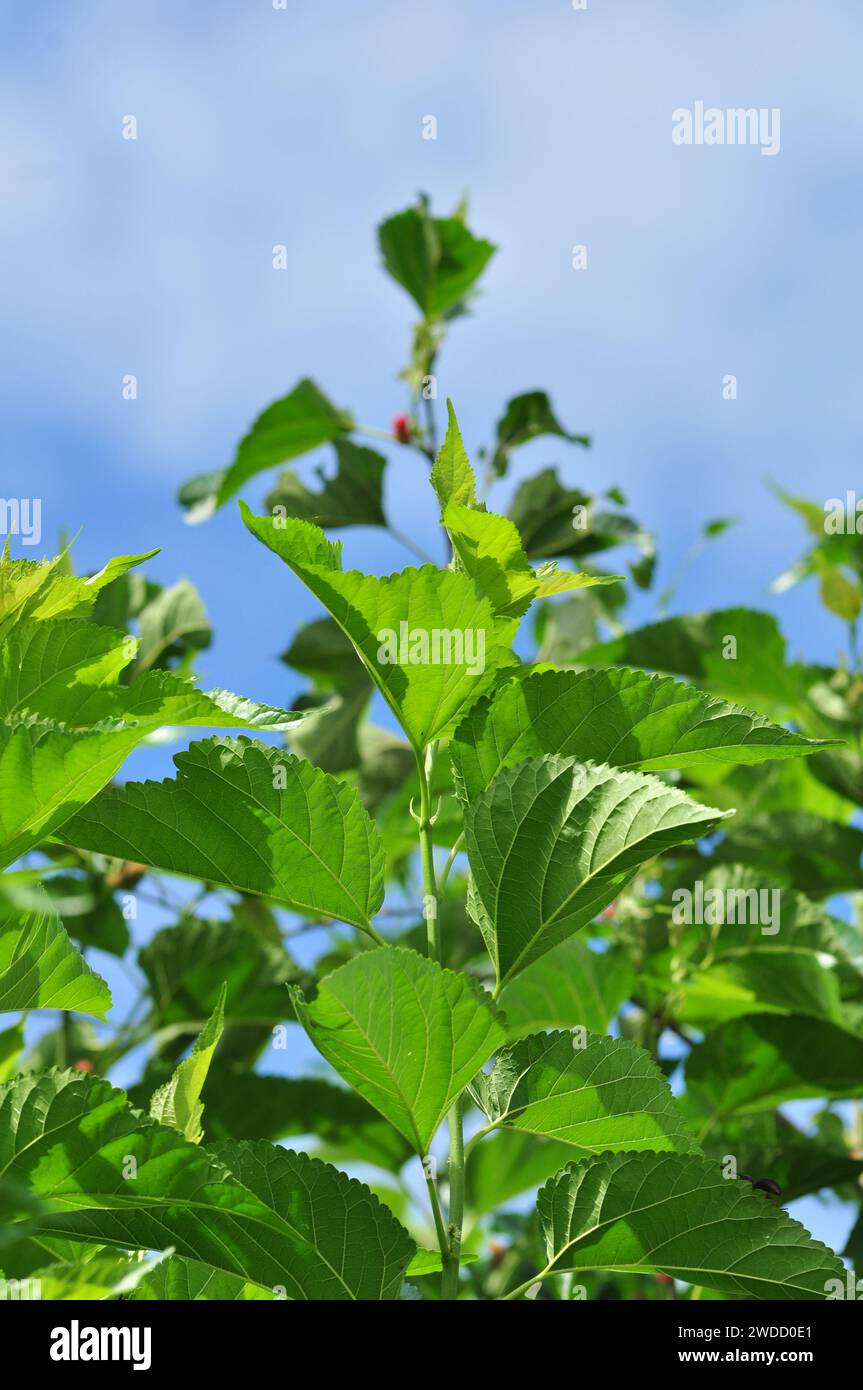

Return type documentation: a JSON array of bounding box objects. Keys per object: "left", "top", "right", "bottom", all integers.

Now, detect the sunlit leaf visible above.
[
  {"left": 241, "top": 506, "right": 517, "bottom": 750},
  {"left": 472, "top": 1032, "right": 698, "bottom": 1154},
  {"left": 149, "top": 984, "right": 226, "bottom": 1144},
  {"left": 63, "top": 737, "right": 386, "bottom": 937},
  {"left": 465, "top": 755, "right": 731, "bottom": 990},
  {"left": 534, "top": 1151, "right": 842, "bottom": 1299},
  {"left": 451, "top": 667, "right": 833, "bottom": 804},
  {"left": 0, "top": 1070, "right": 414, "bottom": 1300},
  {"left": 0, "top": 904, "right": 110, "bottom": 1019},
  {"left": 293, "top": 946, "right": 506, "bottom": 1153},
  {"left": 180, "top": 379, "right": 353, "bottom": 521}
]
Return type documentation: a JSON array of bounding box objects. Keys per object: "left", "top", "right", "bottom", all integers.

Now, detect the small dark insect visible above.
[{"left": 738, "top": 1173, "right": 782, "bottom": 1198}]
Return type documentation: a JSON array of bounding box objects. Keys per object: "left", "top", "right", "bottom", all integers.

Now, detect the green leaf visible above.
[
  {"left": 0, "top": 904, "right": 111, "bottom": 1019},
  {"left": 286, "top": 687, "right": 370, "bottom": 776},
  {"left": 429, "top": 400, "right": 478, "bottom": 512},
  {"left": 710, "top": 811, "right": 863, "bottom": 897},
  {"left": 0, "top": 1070, "right": 414, "bottom": 1300},
  {"left": 292, "top": 946, "right": 506, "bottom": 1153},
  {"left": 658, "top": 955, "right": 844, "bottom": 1030},
  {"left": 696, "top": 1107, "right": 863, "bottom": 1205},
  {"left": 499, "top": 939, "right": 635, "bottom": 1039},
  {"left": 0, "top": 720, "right": 142, "bottom": 870},
  {"left": 0, "top": 1020, "right": 24, "bottom": 1082},
  {"left": 131, "top": 1256, "right": 276, "bottom": 1301},
  {"left": 533, "top": 587, "right": 626, "bottom": 665},
  {"left": 23, "top": 875, "right": 128, "bottom": 958},
  {"left": 149, "top": 984, "right": 226, "bottom": 1143},
  {"left": 580, "top": 608, "right": 808, "bottom": 714},
  {"left": 1, "top": 618, "right": 129, "bottom": 700},
  {"left": 769, "top": 480, "right": 827, "bottom": 537},
  {"left": 508, "top": 468, "right": 652, "bottom": 567},
  {"left": 281, "top": 615, "right": 367, "bottom": 692},
  {"left": 451, "top": 668, "right": 833, "bottom": 805},
  {"left": 241, "top": 505, "right": 518, "bottom": 750},
  {"left": 280, "top": 611, "right": 372, "bottom": 776},
  {"left": 265, "top": 440, "right": 387, "bottom": 529},
  {"left": 138, "top": 915, "right": 301, "bottom": 1035},
  {"left": 702, "top": 756, "right": 858, "bottom": 825},
  {"left": 491, "top": 392, "right": 589, "bottom": 478},
  {"left": 769, "top": 482, "right": 863, "bottom": 616},
  {"left": 176, "top": 468, "right": 228, "bottom": 516},
  {"left": 132, "top": 682, "right": 309, "bottom": 735},
  {"left": 686, "top": 1015, "right": 863, "bottom": 1115},
  {"left": 25, "top": 1251, "right": 169, "bottom": 1301},
  {"left": 464, "top": 755, "right": 732, "bottom": 991},
  {"left": 444, "top": 502, "right": 621, "bottom": 619},
  {"left": 648, "top": 867, "right": 856, "bottom": 1028},
  {"left": 472, "top": 1032, "right": 698, "bottom": 1155},
  {"left": 199, "top": 1071, "right": 413, "bottom": 1172},
  {"left": 210, "top": 1138, "right": 415, "bottom": 1298},
  {"left": 64, "top": 737, "right": 386, "bottom": 937},
  {"left": 819, "top": 562, "right": 861, "bottom": 621},
  {"left": 404, "top": 1248, "right": 479, "bottom": 1277},
  {"left": 133, "top": 578, "right": 211, "bottom": 673},
  {"left": 0, "top": 616, "right": 308, "bottom": 734},
  {"left": 356, "top": 723, "right": 416, "bottom": 818},
  {"left": 180, "top": 379, "right": 353, "bottom": 521},
  {"left": 0, "top": 613, "right": 312, "bottom": 870},
  {"left": 534, "top": 1151, "right": 842, "bottom": 1299},
  {"left": 844, "top": 1209, "right": 863, "bottom": 1265},
  {"left": 466, "top": 1129, "right": 574, "bottom": 1216},
  {"left": 0, "top": 547, "right": 157, "bottom": 638},
  {"left": 378, "top": 200, "right": 495, "bottom": 317},
  {"left": 808, "top": 745, "right": 863, "bottom": 806}
]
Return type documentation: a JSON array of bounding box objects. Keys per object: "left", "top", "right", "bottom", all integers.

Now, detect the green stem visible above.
[
  {"left": 415, "top": 745, "right": 465, "bottom": 1298},
  {"left": 364, "top": 920, "right": 389, "bottom": 949},
  {"left": 387, "top": 525, "right": 435, "bottom": 566},
  {"left": 416, "top": 376, "right": 453, "bottom": 560},
  {"left": 355, "top": 420, "right": 433, "bottom": 466},
  {"left": 423, "top": 391, "right": 437, "bottom": 458},
  {"left": 424, "top": 1166, "right": 449, "bottom": 1257},
  {"left": 416, "top": 750, "right": 440, "bottom": 962},
  {"left": 59, "top": 1010, "right": 72, "bottom": 1070},
  {"left": 355, "top": 423, "right": 398, "bottom": 444},
  {"left": 696, "top": 1110, "right": 720, "bottom": 1144},
  {"left": 462, "top": 1119, "right": 497, "bottom": 1161},
  {"left": 438, "top": 832, "right": 465, "bottom": 891},
  {"left": 503, "top": 1266, "right": 554, "bottom": 1301},
  {"left": 442, "top": 1094, "right": 465, "bottom": 1300}
]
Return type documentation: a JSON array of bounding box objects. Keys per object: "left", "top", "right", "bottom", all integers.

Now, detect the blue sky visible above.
[{"left": 3, "top": 0, "right": 861, "bottom": 1258}]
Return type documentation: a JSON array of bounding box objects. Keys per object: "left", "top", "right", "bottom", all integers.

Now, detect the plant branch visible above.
[
  {"left": 424, "top": 1166, "right": 449, "bottom": 1257},
  {"left": 355, "top": 423, "right": 398, "bottom": 444},
  {"left": 422, "top": 391, "right": 438, "bottom": 459},
  {"left": 387, "top": 523, "right": 435, "bottom": 566},
  {"left": 415, "top": 748, "right": 441, "bottom": 962},
  {"left": 415, "top": 742, "right": 465, "bottom": 1298},
  {"left": 462, "top": 1119, "right": 498, "bottom": 1160},
  {"left": 502, "top": 1265, "right": 555, "bottom": 1301},
  {"left": 441, "top": 1093, "right": 465, "bottom": 1300},
  {"left": 439, "top": 832, "right": 465, "bottom": 891}
]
